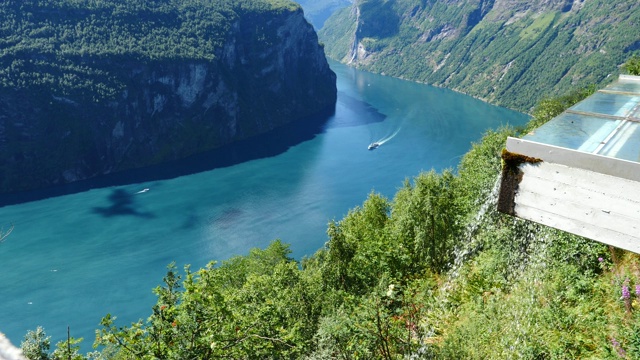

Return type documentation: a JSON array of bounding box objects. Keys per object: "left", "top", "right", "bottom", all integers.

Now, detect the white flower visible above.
[{"left": 386, "top": 284, "right": 395, "bottom": 297}]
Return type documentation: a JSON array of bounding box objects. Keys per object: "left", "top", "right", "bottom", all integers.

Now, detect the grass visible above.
[{"left": 520, "top": 12, "right": 558, "bottom": 39}]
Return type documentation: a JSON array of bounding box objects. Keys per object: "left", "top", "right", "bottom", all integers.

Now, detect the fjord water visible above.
[{"left": 0, "top": 61, "right": 528, "bottom": 346}]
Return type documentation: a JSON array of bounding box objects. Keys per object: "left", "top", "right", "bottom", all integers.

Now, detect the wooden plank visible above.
[
  {"left": 520, "top": 162, "right": 640, "bottom": 200},
  {"left": 514, "top": 202, "right": 640, "bottom": 254},
  {"left": 515, "top": 189, "right": 640, "bottom": 238},
  {"left": 507, "top": 161, "right": 640, "bottom": 253},
  {"left": 518, "top": 163, "right": 640, "bottom": 220}
]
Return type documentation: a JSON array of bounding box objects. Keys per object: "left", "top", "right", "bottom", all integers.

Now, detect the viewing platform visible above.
[{"left": 498, "top": 75, "right": 640, "bottom": 253}]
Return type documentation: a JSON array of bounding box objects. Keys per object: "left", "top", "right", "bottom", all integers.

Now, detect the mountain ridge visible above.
[
  {"left": 0, "top": 0, "right": 337, "bottom": 193},
  {"left": 319, "top": 0, "right": 640, "bottom": 111}
]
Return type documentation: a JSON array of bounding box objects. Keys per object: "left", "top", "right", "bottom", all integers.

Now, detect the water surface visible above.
[{"left": 0, "top": 61, "right": 528, "bottom": 346}]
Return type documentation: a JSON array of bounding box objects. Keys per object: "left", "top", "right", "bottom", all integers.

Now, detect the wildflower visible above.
[
  {"left": 598, "top": 257, "right": 604, "bottom": 262},
  {"left": 387, "top": 284, "right": 395, "bottom": 297},
  {"left": 622, "top": 285, "right": 630, "bottom": 300},
  {"left": 611, "top": 337, "right": 626, "bottom": 358},
  {"left": 636, "top": 284, "right": 640, "bottom": 298}
]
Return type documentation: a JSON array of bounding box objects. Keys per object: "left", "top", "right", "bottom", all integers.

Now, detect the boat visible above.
[{"left": 368, "top": 142, "right": 380, "bottom": 150}]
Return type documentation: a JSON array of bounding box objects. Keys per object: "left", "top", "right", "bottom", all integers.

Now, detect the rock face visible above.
[
  {"left": 294, "top": 0, "right": 353, "bottom": 29},
  {"left": 0, "top": 2, "right": 336, "bottom": 193},
  {"left": 320, "top": 0, "right": 638, "bottom": 111}
]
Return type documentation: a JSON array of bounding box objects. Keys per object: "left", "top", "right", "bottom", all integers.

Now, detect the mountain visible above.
[
  {"left": 0, "top": 0, "right": 336, "bottom": 193},
  {"left": 294, "top": 0, "right": 352, "bottom": 29},
  {"left": 319, "top": 0, "right": 640, "bottom": 111}
]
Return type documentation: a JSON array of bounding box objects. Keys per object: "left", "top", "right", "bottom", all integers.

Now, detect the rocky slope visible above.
[
  {"left": 320, "top": 0, "right": 639, "bottom": 111},
  {"left": 294, "top": 0, "right": 352, "bottom": 29},
  {"left": 0, "top": 0, "right": 336, "bottom": 193}
]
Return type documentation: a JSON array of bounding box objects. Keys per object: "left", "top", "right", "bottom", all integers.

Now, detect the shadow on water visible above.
[
  {"left": 326, "top": 91, "right": 386, "bottom": 128},
  {"left": 0, "top": 105, "right": 341, "bottom": 207},
  {"left": 210, "top": 207, "right": 245, "bottom": 230},
  {"left": 92, "top": 188, "right": 155, "bottom": 218}
]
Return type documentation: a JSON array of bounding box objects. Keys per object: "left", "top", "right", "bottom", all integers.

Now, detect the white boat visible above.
[{"left": 368, "top": 142, "right": 380, "bottom": 150}]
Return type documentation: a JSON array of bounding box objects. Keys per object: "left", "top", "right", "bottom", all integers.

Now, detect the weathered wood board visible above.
[{"left": 499, "top": 143, "right": 640, "bottom": 253}]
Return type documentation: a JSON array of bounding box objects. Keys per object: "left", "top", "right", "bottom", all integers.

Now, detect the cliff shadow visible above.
[
  {"left": 0, "top": 105, "right": 337, "bottom": 207},
  {"left": 325, "top": 91, "right": 386, "bottom": 129},
  {"left": 92, "top": 188, "right": 155, "bottom": 218}
]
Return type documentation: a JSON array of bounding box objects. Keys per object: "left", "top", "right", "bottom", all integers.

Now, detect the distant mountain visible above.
[
  {"left": 295, "top": 0, "right": 352, "bottom": 29},
  {"left": 320, "top": 0, "right": 640, "bottom": 111},
  {"left": 0, "top": 0, "right": 336, "bottom": 193}
]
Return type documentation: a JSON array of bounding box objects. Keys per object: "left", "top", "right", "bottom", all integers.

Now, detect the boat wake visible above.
[{"left": 368, "top": 127, "right": 401, "bottom": 150}]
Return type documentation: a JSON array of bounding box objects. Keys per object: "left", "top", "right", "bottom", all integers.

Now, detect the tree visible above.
[
  {"left": 96, "top": 241, "right": 322, "bottom": 359},
  {"left": 389, "top": 170, "right": 461, "bottom": 275},
  {"left": 322, "top": 192, "right": 391, "bottom": 294},
  {"left": 624, "top": 55, "right": 640, "bottom": 75},
  {"left": 21, "top": 327, "right": 50, "bottom": 360}
]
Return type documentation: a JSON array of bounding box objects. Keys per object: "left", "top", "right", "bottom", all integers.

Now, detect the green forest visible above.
[
  {"left": 0, "top": 0, "right": 337, "bottom": 195},
  {"left": 320, "top": 0, "right": 640, "bottom": 112},
  {"left": 17, "top": 59, "right": 640, "bottom": 359},
  {"left": 0, "top": 0, "right": 300, "bottom": 100}
]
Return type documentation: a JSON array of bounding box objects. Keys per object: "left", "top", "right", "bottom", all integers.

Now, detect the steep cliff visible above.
[
  {"left": 294, "top": 0, "right": 352, "bottom": 29},
  {"left": 0, "top": 0, "right": 336, "bottom": 193},
  {"left": 320, "top": 0, "right": 640, "bottom": 111}
]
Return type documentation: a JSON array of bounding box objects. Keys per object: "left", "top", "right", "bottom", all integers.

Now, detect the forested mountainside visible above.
[
  {"left": 319, "top": 0, "right": 640, "bottom": 112},
  {"left": 294, "top": 0, "right": 351, "bottom": 29},
  {"left": 0, "top": 0, "right": 336, "bottom": 193}
]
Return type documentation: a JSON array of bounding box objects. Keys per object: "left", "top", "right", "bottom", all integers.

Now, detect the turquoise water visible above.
[{"left": 0, "top": 61, "right": 528, "bottom": 347}]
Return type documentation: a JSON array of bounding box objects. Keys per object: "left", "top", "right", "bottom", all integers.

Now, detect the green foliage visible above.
[
  {"left": 20, "top": 88, "right": 640, "bottom": 358},
  {"left": 322, "top": 192, "right": 391, "bottom": 294},
  {"left": 525, "top": 84, "right": 596, "bottom": 132},
  {"left": 624, "top": 55, "right": 640, "bottom": 75},
  {"left": 21, "top": 327, "right": 51, "bottom": 360},
  {"left": 95, "top": 241, "right": 321, "bottom": 359},
  {"left": 439, "top": 260, "right": 609, "bottom": 359},
  {"left": 311, "top": 277, "right": 435, "bottom": 359},
  {"left": 321, "top": 171, "right": 462, "bottom": 297},
  {"left": 0, "top": 0, "right": 302, "bottom": 100},
  {"left": 52, "top": 335, "right": 85, "bottom": 360},
  {"left": 389, "top": 170, "right": 461, "bottom": 274},
  {"left": 22, "top": 327, "right": 99, "bottom": 360},
  {"left": 455, "top": 127, "right": 516, "bottom": 217},
  {"left": 356, "top": 0, "right": 399, "bottom": 38},
  {"left": 294, "top": 0, "right": 351, "bottom": 29},
  {"left": 520, "top": 12, "right": 558, "bottom": 40},
  {"left": 317, "top": 5, "right": 357, "bottom": 61},
  {"left": 320, "top": 0, "right": 640, "bottom": 111}
]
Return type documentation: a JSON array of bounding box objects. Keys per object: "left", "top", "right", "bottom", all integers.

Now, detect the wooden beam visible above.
[{"left": 499, "top": 160, "right": 640, "bottom": 253}]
